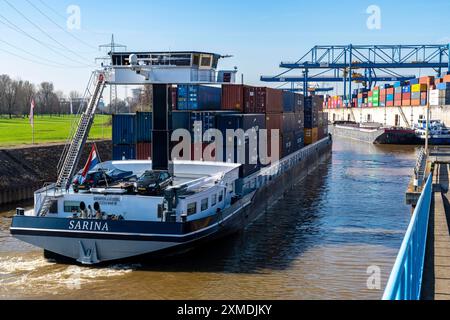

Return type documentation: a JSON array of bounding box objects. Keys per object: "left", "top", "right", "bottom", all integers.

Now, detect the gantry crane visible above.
[{"left": 261, "top": 44, "right": 450, "bottom": 100}]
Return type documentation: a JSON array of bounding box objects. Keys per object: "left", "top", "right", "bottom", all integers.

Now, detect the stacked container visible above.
[
  {"left": 217, "top": 114, "right": 266, "bottom": 177},
  {"left": 177, "top": 85, "right": 222, "bottom": 111},
  {"left": 394, "top": 82, "right": 402, "bottom": 106},
  {"left": 411, "top": 84, "right": 428, "bottom": 106},
  {"left": 136, "top": 112, "right": 153, "bottom": 160},
  {"left": 304, "top": 96, "right": 323, "bottom": 145},
  {"left": 402, "top": 85, "right": 411, "bottom": 106},
  {"left": 112, "top": 114, "right": 137, "bottom": 161}
]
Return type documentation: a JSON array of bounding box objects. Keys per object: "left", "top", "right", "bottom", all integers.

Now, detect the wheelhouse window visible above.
[
  {"left": 201, "top": 199, "right": 209, "bottom": 212},
  {"left": 219, "top": 191, "right": 224, "bottom": 203},
  {"left": 187, "top": 202, "right": 197, "bottom": 216},
  {"left": 64, "top": 201, "right": 81, "bottom": 213},
  {"left": 211, "top": 194, "right": 217, "bottom": 207}
]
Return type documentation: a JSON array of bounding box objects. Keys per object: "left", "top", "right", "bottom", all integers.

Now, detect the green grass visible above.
[{"left": 0, "top": 115, "right": 112, "bottom": 147}]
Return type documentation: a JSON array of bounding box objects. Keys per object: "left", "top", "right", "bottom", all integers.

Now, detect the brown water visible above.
[{"left": 0, "top": 137, "right": 417, "bottom": 300}]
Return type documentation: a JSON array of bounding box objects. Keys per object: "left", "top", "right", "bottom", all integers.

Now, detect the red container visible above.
[
  {"left": 411, "top": 99, "right": 421, "bottom": 106},
  {"left": 257, "top": 87, "right": 283, "bottom": 114},
  {"left": 394, "top": 93, "right": 402, "bottom": 100},
  {"left": 222, "top": 84, "right": 246, "bottom": 112},
  {"left": 244, "top": 86, "right": 258, "bottom": 113},
  {"left": 419, "top": 76, "right": 435, "bottom": 85},
  {"left": 387, "top": 101, "right": 394, "bottom": 107},
  {"left": 394, "top": 100, "right": 402, "bottom": 107},
  {"left": 403, "top": 92, "right": 411, "bottom": 99},
  {"left": 266, "top": 113, "right": 284, "bottom": 132},
  {"left": 387, "top": 88, "right": 395, "bottom": 95},
  {"left": 137, "top": 143, "right": 152, "bottom": 160}
]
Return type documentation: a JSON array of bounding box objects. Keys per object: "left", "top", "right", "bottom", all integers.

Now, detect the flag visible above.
[
  {"left": 29, "top": 99, "right": 35, "bottom": 128},
  {"left": 79, "top": 145, "right": 100, "bottom": 184}
]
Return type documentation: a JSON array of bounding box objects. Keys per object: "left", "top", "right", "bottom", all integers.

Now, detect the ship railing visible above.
[
  {"left": 382, "top": 173, "right": 433, "bottom": 300},
  {"left": 240, "top": 136, "right": 331, "bottom": 194}
]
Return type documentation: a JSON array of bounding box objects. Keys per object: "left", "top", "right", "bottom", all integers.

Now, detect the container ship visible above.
[{"left": 10, "top": 51, "right": 332, "bottom": 265}]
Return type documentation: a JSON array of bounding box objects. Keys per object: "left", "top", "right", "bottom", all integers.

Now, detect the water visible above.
[{"left": 0, "top": 137, "right": 417, "bottom": 300}]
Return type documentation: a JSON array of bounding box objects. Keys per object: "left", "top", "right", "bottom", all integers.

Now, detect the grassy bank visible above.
[{"left": 0, "top": 115, "right": 112, "bottom": 147}]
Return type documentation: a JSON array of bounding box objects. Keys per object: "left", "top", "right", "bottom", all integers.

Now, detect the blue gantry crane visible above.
[{"left": 261, "top": 44, "right": 450, "bottom": 101}]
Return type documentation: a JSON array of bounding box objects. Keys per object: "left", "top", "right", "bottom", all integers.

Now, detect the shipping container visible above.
[
  {"left": 437, "top": 83, "right": 450, "bottom": 90},
  {"left": 137, "top": 142, "right": 152, "bottom": 160},
  {"left": 411, "top": 84, "right": 428, "bottom": 92},
  {"left": 172, "top": 111, "right": 191, "bottom": 131},
  {"left": 177, "top": 85, "right": 221, "bottom": 111},
  {"left": 257, "top": 87, "right": 283, "bottom": 114},
  {"left": 293, "top": 130, "right": 304, "bottom": 151},
  {"left": 217, "top": 114, "right": 266, "bottom": 143},
  {"left": 112, "top": 114, "right": 136, "bottom": 145},
  {"left": 304, "top": 128, "right": 319, "bottom": 145},
  {"left": 244, "top": 86, "right": 258, "bottom": 113},
  {"left": 113, "top": 144, "right": 136, "bottom": 161},
  {"left": 136, "top": 112, "right": 153, "bottom": 143},
  {"left": 282, "top": 91, "right": 296, "bottom": 113},
  {"left": 222, "top": 84, "right": 246, "bottom": 112},
  {"left": 190, "top": 111, "right": 218, "bottom": 142},
  {"left": 295, "top": 93, "right": 305, "bottom": 114}
]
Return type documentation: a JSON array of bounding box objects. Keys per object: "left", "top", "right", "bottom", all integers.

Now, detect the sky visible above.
[{"left": 0, "top": 0, "right": 449, "bottom": 98}]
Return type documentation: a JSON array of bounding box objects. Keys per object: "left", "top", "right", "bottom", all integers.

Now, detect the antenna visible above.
[{"left": 96, "top": 34, "right": 127, "bottom": 114}]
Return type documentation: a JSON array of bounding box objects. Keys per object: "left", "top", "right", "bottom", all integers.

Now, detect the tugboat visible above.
[{"left": 10, "top": 51, "right": 332, "bottom": 265}]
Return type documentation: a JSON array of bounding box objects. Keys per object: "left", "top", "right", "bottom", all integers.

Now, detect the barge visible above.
[
  {"left": 330, "top": 122, "right": 419, "bottom": 145},
  {"left": 9, "top": 50, "right": 332, "bottom": 265}
]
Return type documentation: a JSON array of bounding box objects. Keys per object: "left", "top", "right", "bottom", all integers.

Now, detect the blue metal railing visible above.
[{"left": 382, "top": 173, "right": 433, "bottom": 300}]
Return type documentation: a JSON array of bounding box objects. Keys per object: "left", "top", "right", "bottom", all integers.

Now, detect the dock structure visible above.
[
  {"left": 422, "top": 152, "right": 450, "bottom": 300},
  {"left": 384, "top": 147, "right": 450, "bottom": 300}
]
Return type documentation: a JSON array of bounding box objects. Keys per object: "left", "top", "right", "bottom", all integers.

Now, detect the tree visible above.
[{"left": 4, "top": 77, "right": 19, "bottom": 119}]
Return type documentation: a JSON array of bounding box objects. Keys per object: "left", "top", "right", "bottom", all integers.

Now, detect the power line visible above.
[
  {"left": 37, "top": 0, "right": 67, "bottom": 21},
  {"left": 25, "top": 0, "right": 97, "bottom": 50},
  {"left": 0, "top": 14, "right": 93, "bottom": 68},
  {"left": 0, "top": 38, "right": 89, "bottom": 69},
  {"left": 2, "top": 0, "right": 95, "bottom": 66},
  {"left": 0, "top": 45, "right": 75, "bottom": 68}
]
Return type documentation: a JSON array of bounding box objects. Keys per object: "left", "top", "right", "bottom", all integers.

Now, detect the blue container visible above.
[
  {"left": 409, "top": 78, "right": 420, "bottom": 85},
  {"left": 177, "top": 85, "right": 221, "bottom": 111},
  {"left": 172, "top": 111, "right": 191, "bottom": 131},
  {"left": 283, "top": 91, "right": 296, "bottom": 113},
  {"left": 112, "top": 114, "right": 136, "bottom": 145},
  {"left": 113, "top": 144, "right": 136, "bottom": 161},
  {"left": 402, "top": 86, "right": 411, "bottom": 93},
  {"left": 387, "top": 94, "right": 394, "bottom": 101},
  {"left": 437, "top": 83, "right": 450, "bottom": 90},
  {"left": 394, "top": 81, "right": 403, "bottom": 88},
  {"left": 217, "top": 114, "right": 266, "bottom": 136},
  {"left": 136, "top": 112, "right": 153, "bottom": 143}
]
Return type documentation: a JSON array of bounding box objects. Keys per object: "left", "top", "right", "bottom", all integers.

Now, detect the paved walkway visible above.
[{"left": 422, "top": 163, "right": 450, "bottom": 300}]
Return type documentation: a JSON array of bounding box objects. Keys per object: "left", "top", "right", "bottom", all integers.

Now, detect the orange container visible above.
[
  {"left": 304, "top": 128, "right": 319, "bottom": 145},
  {"left": 444, "top": 75, "right": 450, "bottom": 83}
]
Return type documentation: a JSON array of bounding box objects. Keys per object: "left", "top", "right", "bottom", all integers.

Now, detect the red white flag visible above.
[{"left": 29, "top": 99, "right": 35, "bottom": 128}]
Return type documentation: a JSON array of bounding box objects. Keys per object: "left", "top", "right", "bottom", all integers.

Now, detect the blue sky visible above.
[{"left": 0, "top": 0, "right": 449, "bottom": 96}]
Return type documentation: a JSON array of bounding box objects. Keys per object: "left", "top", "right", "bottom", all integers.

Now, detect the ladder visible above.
[
  {"left": 397, "top": 106, "right": 410, "bottom": 128},
  {"left": 38, "top": 72, "right": 107, "bottom": 216}
]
